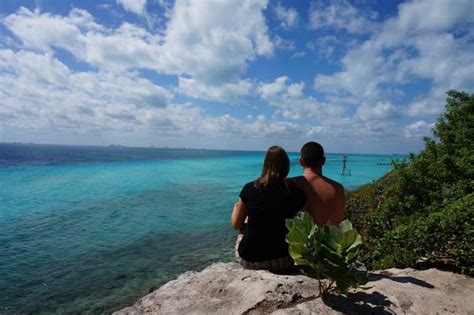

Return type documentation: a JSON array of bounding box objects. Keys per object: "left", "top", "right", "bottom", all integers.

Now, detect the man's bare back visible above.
[
  {"left": 294, "top": 141, "right": 345, "bottom": 227},
  {"left": 294, "top": 174, "right": 345, "bottom": 227}
]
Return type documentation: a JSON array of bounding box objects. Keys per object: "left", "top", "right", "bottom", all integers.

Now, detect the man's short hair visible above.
[{"left": 301, "top": 142, "right": 325, "bottom": 167}]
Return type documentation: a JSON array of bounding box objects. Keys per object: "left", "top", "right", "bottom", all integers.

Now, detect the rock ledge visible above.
[{"left": 115, "top": 262, "right": 473, "bottom": 314}]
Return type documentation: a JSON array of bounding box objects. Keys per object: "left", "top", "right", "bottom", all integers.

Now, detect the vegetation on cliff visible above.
[
  {"left": 286, "top": 212, "right": 368, "bottom": 297},
  {"left": 345, "top": 90, "right": 474, "bottom": 275}
]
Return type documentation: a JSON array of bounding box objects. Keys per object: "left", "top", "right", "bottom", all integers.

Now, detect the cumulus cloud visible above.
[
  {"left": 0, "top": 0, "right": 279, "bottom": 112},
  {"left": 306, "top": 126, "right": 326, "bottom": 137},
  {"left": 159, "top": 0, "right": 273, "bottom": 83},
  {"left": 307, "top": 35, "right": 352, "bottom": 62},
  {"left": 0, "top": 1, "right": 281, "bottom": 136},
  {"left": 274, "top": 4, "right": 298, "bottom": 29},
  {"left": 258, "top": 76, "right": 346, "bottom": 121},
  {"left": 258, "top": 76, "right": 302, "bottom": 100},
  {"left": 117, "top": 0, "right": 147, "bottom": 16},
  {"left": 313, "top": 0, "right": 474, "bottom": 118},
  {"left": 356, "top": 101, "right": 401, "bottom": 121},
  {"left": 178, "top": 77, "right": 253, "bottom": 103},
  {"left": 395, "top": 0, "right": 474, "bottom": 33},
  {"left": 1, "top": 0, "right": 469, "bottom": 151},
  {"left": 404, "top": 90, "right": 447, "bottom": 117},
  {"left": 0, "top": 48, "right": 314, "bottom": 142},
  {"left": 3, "top": 8, "right": 160, "bottom": 70},
  {"left": 3, "top": 7, "right": 100, "bottom": 53},
  {"left": 273, "top": 35, "right": 295, "bottom": 51},
  {"left": 404, "top": 120, "right": 434, "bottom": 139},
  {"left": 201, "top": 114, "right": 304, "bottom": 138},
  {"left": 291, "top": 51, "right": 306, "bottom": 59},
  {"left": 3, "top": 1, "right": 273, "bottom": 84},
  {"left": 309, "top": 0, "right": 377, "bottom": 34},
  {"left": 0, "top": 49, "right": 172, "bottom": 131}
]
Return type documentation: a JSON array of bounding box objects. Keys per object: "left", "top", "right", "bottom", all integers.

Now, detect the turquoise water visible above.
[{"left": 0, "top": 145, "right": 398, "bottom": 313}]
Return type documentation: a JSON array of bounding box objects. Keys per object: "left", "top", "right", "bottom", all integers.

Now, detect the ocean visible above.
[{"left": 0, "top": 143, "right": 400, "bottom": 313}]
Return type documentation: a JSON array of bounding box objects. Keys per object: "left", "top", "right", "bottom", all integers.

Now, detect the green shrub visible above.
[
  {"left": 345, "top": 90, "right": 474, "bottom": 275},
  {"left": 285, "top": 212, "right": 368, "bottom": 296},
  {"left": 369, "top": 193, "right": 474, "bottom": 274}
]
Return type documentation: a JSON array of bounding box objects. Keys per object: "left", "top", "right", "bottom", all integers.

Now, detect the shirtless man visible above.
[{"left": 293, "top": 142, "right": 345, "bottom": 227}]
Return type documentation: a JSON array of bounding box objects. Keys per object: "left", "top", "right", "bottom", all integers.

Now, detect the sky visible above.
[{"left": 0, "top": 0, "right": 473, "bottom": 154}]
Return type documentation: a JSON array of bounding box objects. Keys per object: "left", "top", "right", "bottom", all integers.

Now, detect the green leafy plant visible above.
[
  {"left": 345, "top": 90, "right": 474, "bottom": 275},
  {"left": 286, "top": 212, "right": 369, "bottom": 297}
]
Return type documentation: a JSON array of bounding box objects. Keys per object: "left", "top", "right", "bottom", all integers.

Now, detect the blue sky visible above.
[{"left": 0, "top": 0, "right": 473, "bottom": 153}]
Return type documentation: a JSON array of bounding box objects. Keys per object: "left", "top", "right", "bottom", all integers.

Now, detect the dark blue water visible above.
[
  {"left": 0, "top": 143, "right": 257, "bottom": 167},
  {"left": 0, "top": 144, "right": 397, "bottom": 313}
]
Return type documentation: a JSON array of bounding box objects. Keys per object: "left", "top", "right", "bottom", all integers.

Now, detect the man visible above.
[{"left": 293, "top": 141, "right": 345, "bottom": 227}]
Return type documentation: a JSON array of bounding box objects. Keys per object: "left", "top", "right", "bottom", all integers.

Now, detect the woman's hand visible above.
[{"left": 231, "top": 198, "right": 247, "bottom": 231}]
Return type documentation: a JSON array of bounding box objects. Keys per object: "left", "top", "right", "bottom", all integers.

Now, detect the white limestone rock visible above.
[{"left": 114, "top": 262, "right": 474, "bottom": 314}]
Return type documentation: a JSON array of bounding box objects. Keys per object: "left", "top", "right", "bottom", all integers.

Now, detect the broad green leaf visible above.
[
  {"left": 285, "top": 214, "right": 368, "bottom": 297},
  {"left": 287, "top": 226, "right": 307, "bottom": 244},
  {"left": 340, "top": 230, "right": 358, "bottom": 251},
  {"left": 346, "top": 234, "right": 363, "bottom": 252},
  {"left": 338, "top": 219, "right": 353, "bottom": 233}
]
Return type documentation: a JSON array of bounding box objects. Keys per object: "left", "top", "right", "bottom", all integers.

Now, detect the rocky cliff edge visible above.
[{"left": 114, "top": 262, "right": 473, "bottom": 314}]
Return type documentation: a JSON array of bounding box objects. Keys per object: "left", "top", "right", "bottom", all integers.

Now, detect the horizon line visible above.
[{"left": 0, "top": 141, "right": 409, "bottom": 156}]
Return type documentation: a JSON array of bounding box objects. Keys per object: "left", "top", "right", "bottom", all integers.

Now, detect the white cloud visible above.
[
  {"left": 396, "top": 0, "right": 474, "bottom": 33},
  {"left": 273, "top": 35, "right": 295, "bottom": 51},
  {"left": 0, "top": 49, "right": 158, "bottom": 132},
  {"left": 0, "top": 46, "right": 416, "bottom": 151},
  {"left": 287, "top": 81, "right": 304, "bottom": 98},
  {"left": 356, "top": 101, "right": 400, "bottom": 121},
  {"left": 2, "top": 0, "right": 467, "bottom": 152},
  {"left": 258, "top": 76, "right": 308, "bottom": 101},
  {"left": 314, "top": 35, "right": 337, "bottom": 58},
  {"left": 258, "top": 76, "right": 346, "bottom": 121},
  {"left": 158, "top": 0, "right": 273, "bottom": 84},
  {"left": 306, "top": 126, "right": 325, "bottom": 137},
  {"left": 309, "top": 0, "right": 376, "bottom": 34},
  {"left": 3, "top": 1, "right": 273, "bottom": 85},
  {"left": 200, "top": 114, "right": 304, "bottom": 138},
  {"left": 307, "top": 35, "right": 352, "bottom": 62},
  {"left": 3, "top": 8, "right": 159, "bottom": 71},
  {"left": 2, "top": 1, "right": 277, "bottom": 108},
  {"left": 405, "top": 91, "right": 445, "bottom": 117},
  {"left": 313, "top": 0, "right": 474, "bottom": 118},
  {"left": 3, "top": 7, "right": 99, "bottom": 53},
  {"left": 0, "top": 49, "right": 173, "bottom": 131},
  {"left": 291, "top": 51, "right": 306, "bottom": 59},
  {"left": 178, "top": 77, "right": 253, "bottom": 103},
  {"left": 404, "top": 120, "right": 434, "bottom": 139},
  {"left": 117, "top": 0, "right": 147, "bottom": 15},
  {"left": 0, "top": 49, "right": 314, "bottom": 141},
  {"left": 258, "top": 76, "right": 295, "bottom": 100},
  {"left": 274, "top": 4, "right": 298, "bottom": 29}
]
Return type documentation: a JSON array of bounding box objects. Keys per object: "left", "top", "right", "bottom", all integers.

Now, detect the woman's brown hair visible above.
[{"left": 254, "top": 146, "right": 290, "bottom": 188}]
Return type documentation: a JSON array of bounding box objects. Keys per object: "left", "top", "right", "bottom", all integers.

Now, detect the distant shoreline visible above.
[{"left": 0, "top": 142, "right": 408, "bottom": 156}]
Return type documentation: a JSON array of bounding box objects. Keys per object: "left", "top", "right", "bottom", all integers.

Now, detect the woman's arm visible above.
[{"left": 231, "top": 198, "right": 247, "bottom": 231}]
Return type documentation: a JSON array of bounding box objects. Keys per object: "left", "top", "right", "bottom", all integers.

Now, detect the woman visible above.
[{"left": 231, "top": 146, "right": 306, "bottom": 273}]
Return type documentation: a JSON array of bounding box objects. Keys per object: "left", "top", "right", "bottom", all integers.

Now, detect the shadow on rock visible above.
[
  {"left": 369, "top": 273, "right": 435, "bottom": 288},
  {"left": 323, "top": 291, "right": 394, "bottom": 315}
]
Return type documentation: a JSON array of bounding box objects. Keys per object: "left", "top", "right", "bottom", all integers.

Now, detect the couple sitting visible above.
[{"left": 231, "top": 142, "right": 344, "bottom": 273}]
